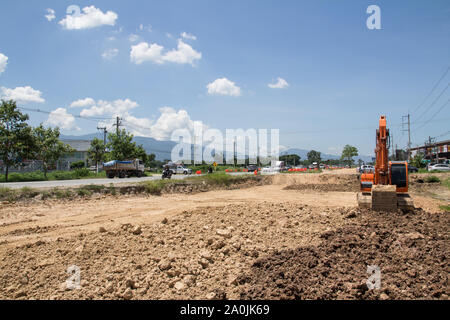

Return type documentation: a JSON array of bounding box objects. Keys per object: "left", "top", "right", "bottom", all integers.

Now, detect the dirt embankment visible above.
[
  {"left": 0, "top": 203, "right": 354, "bottom": 300},
  {"left": 238, "top": 208, "right": 449, "bottom": 300}
]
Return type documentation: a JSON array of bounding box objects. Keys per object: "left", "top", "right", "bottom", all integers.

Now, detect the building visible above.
[
  {"left": 60, "top": 140, "right": 91, "bottom": 167},
  {"left": 410, "top": 139, "right": 450, "bottom": 163}
]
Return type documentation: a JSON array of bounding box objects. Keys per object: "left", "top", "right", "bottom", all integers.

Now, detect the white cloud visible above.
[
  {"left": 80, "top": 99, "right": 138, "bottom": 117},
  {"left": 70, "top": 98, "right": 95, "bottom": 108},
  {"left": 181, "top": 32, "right": 197, "bottom": 41},
  {"left": 207, "top": 78, "right": 241, "bottom": 97},
  {"left": 268, "top": 77, "right": 289, "bottom": 89},
  {"left": 102, "top": 48, "right": 119, "bottom": 60},
  {"left": 130, "top": 39, "right": 201, "bottom": 66},
  {"left": 0, "top": 53, "right": 8, "bottom": 74},
  {"left": 0, "top": 86, "right": 45, "bottom": 103},
  {"left": 45, "top": 108, "right": 80, "bottom": 131},
  {"left": 59, "top": 6, "right": 118, "bottom": 30},
  {"left": 147, "top": 107, "right": 207, "bottom": 141},
  {"left": 128, "top": 34, "right": 140, "bottom": 42},
  {"left": 45, "top": 8, "right": 56, "bottom": 22}
]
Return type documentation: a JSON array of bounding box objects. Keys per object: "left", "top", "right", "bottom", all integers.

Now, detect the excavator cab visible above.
[{"left": 357, "top": 116, "right": 414, "bottom": 211}]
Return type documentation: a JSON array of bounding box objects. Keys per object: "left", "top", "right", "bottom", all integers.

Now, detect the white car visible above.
[
  {"left": 427, "top": 164, "right": 450, "bottom": 172},
  {"left": 359, "top": 165, "right": 375, "bottom": 173}
]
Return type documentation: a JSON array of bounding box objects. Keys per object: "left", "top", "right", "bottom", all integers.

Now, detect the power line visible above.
[
  {"left": 412, "top": 66, "right": 450, "bottom": 115},
  {"left": 414, "top": 82, "right": 449, "bottom": 123},
  {"left": 414, "top": 97, "right": 450, "bottom": 132},
  {"left": 18, "top": 106, "right": 114, "bottom": 122}
]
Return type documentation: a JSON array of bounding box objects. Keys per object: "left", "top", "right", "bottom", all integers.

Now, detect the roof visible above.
[{"left": 61, "top": 140, "right": 91, "bottom": 152}]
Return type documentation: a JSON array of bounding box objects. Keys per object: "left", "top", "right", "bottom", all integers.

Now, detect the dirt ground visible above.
[{"left": 0, "top": 169, "right": 448, "bottom": 300}]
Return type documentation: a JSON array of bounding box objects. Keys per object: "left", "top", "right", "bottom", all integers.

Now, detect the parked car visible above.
[
  {"left": 408, "top": 166, "right": 419, "bottom": 173},
  {"left": 359, "top": 165, "right": 375, "bottom": 173},
  {"left": 427, "top": 164, "right": 450, "bottom": 172},
  {"left": 247, "top": 165, "right": 259, "bottom": 172}
]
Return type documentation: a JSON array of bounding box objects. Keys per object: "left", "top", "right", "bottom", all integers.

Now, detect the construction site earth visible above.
[{"left": 0, "top": 169, "right": 448, "bottom": 300}]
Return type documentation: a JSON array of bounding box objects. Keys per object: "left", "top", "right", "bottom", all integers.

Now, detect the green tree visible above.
[
  {"left": 106, "top": 129, "right": 148, "bottom": 162},
  {"left": 307, "top": 150, "right": 321, "bottom": 164},
  {"left": 280, "top": 154, "right": 301, "bottom": 166},
  {"left": 88, "top": 138, "right": 106, "bottom": 173},
  {"left": 0, "top": 100, "right": 35, "bottom": 182},
  {"left": 411, "top": 152, "right": 426, "bottom": 168},
  {"left": 341, "top": 145, "right": 358, "bottom": 166},
  {"left": 32, "top": 124, "right": 75, "bottom": 179}
]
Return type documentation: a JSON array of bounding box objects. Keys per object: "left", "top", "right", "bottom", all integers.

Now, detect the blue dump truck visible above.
[{"left": 103, "top": 159, "right": 145, "bottom": 179}]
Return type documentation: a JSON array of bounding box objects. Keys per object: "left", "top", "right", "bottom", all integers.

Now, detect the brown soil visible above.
[
  {"left": 238, "top": 208, "right": 449, "bottom": 300},
  {"left": 0, "top": 169, "right": 448, "bottom": 300}
]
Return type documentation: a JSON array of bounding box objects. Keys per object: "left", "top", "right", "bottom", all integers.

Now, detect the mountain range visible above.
[{"left": 61, "top": 134, "right": 374, "bottom": 163}]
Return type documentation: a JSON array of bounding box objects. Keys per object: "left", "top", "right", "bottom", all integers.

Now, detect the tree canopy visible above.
[
  {"left": 0, "top": 100, "right": 35, "bottom": 181},
  {"left": 32, "top": 124, "right": 75, "bottom": 178},
  {"left": 341, "top": 145, "right": 358, "bottom": 166}
]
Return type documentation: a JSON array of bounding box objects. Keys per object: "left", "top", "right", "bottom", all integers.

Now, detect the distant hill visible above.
[{"left": 61, "top": 134, "right": 374, "bottom": 163}]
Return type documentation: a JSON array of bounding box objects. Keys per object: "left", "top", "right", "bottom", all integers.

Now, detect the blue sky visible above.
[{"left": 0, "top": 0, "right": 449, "bottom": 156}]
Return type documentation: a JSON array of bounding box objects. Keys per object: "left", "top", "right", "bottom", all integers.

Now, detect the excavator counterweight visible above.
[{"left": 357, "top": 116, "right": 414, "bottom": 211}]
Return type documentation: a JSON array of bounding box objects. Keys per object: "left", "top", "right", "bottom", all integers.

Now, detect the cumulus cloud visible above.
[
  {"left": 207, "top": 78, "right": 241, "bottom": 97},
  {"left": 130, "top": 39, "right": 201, "bottom": 66},
  {"left": 101, "top": 48, "right": 119, "bottom": 60},
  {"left": 45, "top": 108, "right": 80, "bottom": 131},
  {"left": 268, "top": 77, "right": 289, "bottom": 89},
  {"left": 80, "top": 99, "right": 138, "bottom": 117},
  {"left": 45, "top": 8, "right": 56, "bottom": 22},
  {"left": 0, "top": 86, "right": 45, "bottom": 104},
  {"left": 70, "top": 98, "right": 95, "bottom": 108},
  {"left": 181, "top": 32, "right": 197, "bottom": 40},
  {"left": 59, "top": 6, "right": 118, "bottom": 30},
  {"left": 0, "top": 53, "right": 8, "bottom": 74},
  {"left": 146, "top": 107, "right": 207, "bottom": 142}
]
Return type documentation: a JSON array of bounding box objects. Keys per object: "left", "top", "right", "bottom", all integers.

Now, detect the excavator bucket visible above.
[{"left": 357, "top": 185, "right": 414, "bottom": 211}]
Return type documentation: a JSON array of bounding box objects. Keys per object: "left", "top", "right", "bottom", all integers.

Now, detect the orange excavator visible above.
[{"left": 357, "top": 116, "right": 414, "bottom": 211}]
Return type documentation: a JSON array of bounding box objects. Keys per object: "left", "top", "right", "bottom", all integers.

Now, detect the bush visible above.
[
  {"left": 51, "top": 171, "right": 75, "bottom": 180},
  {"left": 77, "top": 188, "right": 93, "bottom": 197},
  {"left": 425, "top": 176, "right": 440, "bottom": 183},
  {"left": 70, "top": 161, "right": 85, "bottom": 170},
  {"left": 72, "top": 168, "right": 90, "bottom": 178}
]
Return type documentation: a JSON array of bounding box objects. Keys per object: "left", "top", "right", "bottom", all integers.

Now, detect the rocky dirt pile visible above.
[
  {"left": 284, "top": 183, "right": 359, "bottom": 192},
  {"left": 0, "top": 203, "right": 352, "bottom": 300},
  {"left": 238, "top": 208, "right": 449, "bottom": 300}
]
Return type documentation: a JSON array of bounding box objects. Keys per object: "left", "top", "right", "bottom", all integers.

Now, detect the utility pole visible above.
[
  {"left": 402, "top": 114, "right": 411, "bottom": 162},
  {"left": 97, "top": 126, "right": 107, "bottom": 146},
  {"left": 113, "top": 116, "right": 122, "bottom": 135}
]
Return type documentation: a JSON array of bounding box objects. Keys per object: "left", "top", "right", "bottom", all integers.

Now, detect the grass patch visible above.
[
  {"left": 143, "top": 180, "right": 170, "bottom": 195},
  {"left": 20, "top": 187, "right": 39, "bottom": 199},
  {"left": 76, "top": 188, "right": 93, "bottom": 197},
  {"left": 425, "top": 176, "right": 440, "bottom": 183},
  {"left": 439, "top": 205, "right": 450, "bottom": 212},
  {"left": 0, "top": 187, "right": 16, "bottom": 202},
  {"left": 0, "top": 170, "right": 107, "bottom": 183},
  {"left": 441, "top": 178, "right": 450, "bottom": 190}
]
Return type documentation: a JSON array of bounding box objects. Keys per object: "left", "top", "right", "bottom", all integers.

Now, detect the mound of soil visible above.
[
  {"left": 238, "top": 209, "right": 449, "bottom": 300},
  {"left": 284, "top": 183, "right": 359, "bottom": 192}
]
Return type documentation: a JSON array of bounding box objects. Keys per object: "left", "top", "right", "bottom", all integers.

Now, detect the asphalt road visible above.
[
  {"left": 0, "top": 172, "right": 252, "bottom": 190},
  {"left": 0, "top": 174, "right": 191, "bottom": 190}
]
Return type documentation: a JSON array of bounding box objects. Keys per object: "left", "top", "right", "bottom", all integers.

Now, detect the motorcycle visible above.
[{"left": 162, "top": 169, "right": 172, "bottom": 180}]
